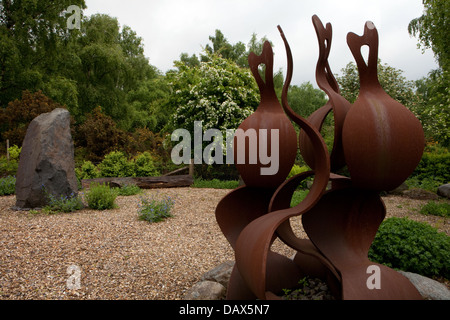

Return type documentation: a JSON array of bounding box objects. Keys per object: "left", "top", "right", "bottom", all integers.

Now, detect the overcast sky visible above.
[{"left": 83, "top": 0, "right": 438, "bottom": 87}]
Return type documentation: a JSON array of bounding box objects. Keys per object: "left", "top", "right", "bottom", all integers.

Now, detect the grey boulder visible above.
[
  {"left": 437, "top": 183, "right": 450, "bottom": 199},
  {"left": 15, "top": 108, "right": 78, "bottom": 209}
]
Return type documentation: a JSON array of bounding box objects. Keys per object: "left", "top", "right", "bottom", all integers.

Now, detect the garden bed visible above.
[{"left": 0, "top": 188, "right": 448, "bottom": 299}]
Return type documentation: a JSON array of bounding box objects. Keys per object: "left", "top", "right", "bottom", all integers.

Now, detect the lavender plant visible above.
[
  {"left": 43, "top": 191, "right": 84, "bottom": 213},
  {"left": 138, "top": 194, "right": 175, "bottom": 223}
]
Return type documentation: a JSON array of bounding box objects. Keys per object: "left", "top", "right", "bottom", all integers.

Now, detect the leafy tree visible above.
[
  {"left": 287, "top": 82, "right": 328, "bottom": 119},
  {"left": 179, "top": 52, "right": 201, "bottom": 68},
  {"left": 413, "top": 69, "right": 449, "bottom": 146},
  {"left": 126, "top": 73, "right": 171, "bottom": 132},
  {"left": 336, "top": 60, "right": 420, "bottom": 108},
  {"left": 72, "top": 14, "right": 162, "bottom": 130},
  {"left": 1, "top": 5, "right": 166, "bottom": 135},
  {"left": 180, "top": 30, "right": 276, "bottom": 70},
  {"left": 408, "top": 0, "right": 449, "bottom": 70},
  {"left": 204, "top": 29, "right": 247, "bottom": 67},
  {"left": 408, "top": 0, "right": 449, "bottom": 146},
  {"left": 168, "top": 51, "right": 259, "bottom": 132},
  {"left": 0, "top": 0, "right": 86, "bottom": 108}
]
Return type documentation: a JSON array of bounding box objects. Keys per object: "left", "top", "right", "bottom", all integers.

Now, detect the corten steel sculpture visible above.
[{"left": 215, "top": 15, "right": 425, "bottom": 300}]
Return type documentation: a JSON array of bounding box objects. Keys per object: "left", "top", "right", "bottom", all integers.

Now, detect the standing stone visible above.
[{"left": 15, "top": 108, "right": 78, "bottom": 209}]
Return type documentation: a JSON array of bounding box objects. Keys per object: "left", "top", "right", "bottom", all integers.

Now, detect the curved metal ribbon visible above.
[{"left": 299, "top": 15, "right": 351, "bottom": 172}]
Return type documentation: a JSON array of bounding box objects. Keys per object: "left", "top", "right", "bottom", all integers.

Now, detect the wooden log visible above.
[{"left": 81, "top": 175, "right": 193, "bottom": 189}]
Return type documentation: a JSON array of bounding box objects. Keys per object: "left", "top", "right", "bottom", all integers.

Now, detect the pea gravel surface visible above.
[{"left": 0, "top": 188, "right": 448, "bottom": 300}]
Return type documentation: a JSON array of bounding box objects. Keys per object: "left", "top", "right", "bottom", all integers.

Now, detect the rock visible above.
[
  {"left": 183, "top": 281, "right": 226, "bottom": 300},
  {"left": 398, "top": 271, "right": 450, "bottom": 300},
  {"left": 402, "top": 188, "right": 439, "bottom": 200},
  {"left": 388, "top": 182, "right": 409, "bottom": 195},
  {"left": 437, "top": 183, "right": 450, "bottom": 199},
  {"left": 187, "top": 262, "right": 449, "bottom": 300},
  {"left": 14, "top": 108, "right": 78, "bottom": 209},
  {"left": 200, "top": 260, "right": 234, "bottom": 287}
]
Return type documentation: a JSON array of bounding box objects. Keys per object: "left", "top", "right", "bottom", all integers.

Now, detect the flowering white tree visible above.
[{"left": 168, "top": 51, "right": 259, "bottom": 133}]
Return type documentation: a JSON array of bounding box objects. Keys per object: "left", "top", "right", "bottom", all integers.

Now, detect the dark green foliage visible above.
[
  {"left": 369, "top": 217, "right": 450, "bottom": 279},
  {"left": 0, "top": 175, "right": 15, "bottom": 196},
  {"left": 411, "top": 144, "right": 450, "bottom": 186},
  {"left": 0, "top": 0, "right": 87, "bottom": 109},
  {"left": 192, "top": 178, "right": 239, "bottom": 189},
  {"left": 287, "top": 82, "right": 328, "bottom": 119}
]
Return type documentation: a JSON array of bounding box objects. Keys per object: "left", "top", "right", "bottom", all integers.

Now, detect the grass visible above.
[
  {"left": 192, "top": 178, "right": 239, "bottom": 189},
  {"left": 420, "top": 200, "right": 450, "bottom": 218},
  {"left": 192, "top": 178, "right": 310, "bottom": 207}
]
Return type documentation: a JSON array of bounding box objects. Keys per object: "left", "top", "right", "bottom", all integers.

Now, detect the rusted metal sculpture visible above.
[
  {"left": 215, "top": 15, "right": 424, "bottom": 300},
  {"left": 342, "top": 21, "right": 425, "bottom": 191},
  {"left": 234, "top": 41, "right": 298, "bottom": 188}
]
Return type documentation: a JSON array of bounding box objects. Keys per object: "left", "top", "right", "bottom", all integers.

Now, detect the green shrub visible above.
[
  {"left": 133, "top": 152, "right": 159, "bottom": 177},
  {"left": 406, "top": 176, "right": 443, "bottom": 192},
  {"left": 0, "top": 156, "right": 18, "bottom": 177},
  {"left": 0, "top": 175, "right": 16, "bottom": 196},
  {"left": 116, "top": 184, "right": 142, "bottom": 196},
  {"left": 192, "top": 178, "right": 238, "bottom": 189},
  {"left": 411, "top": 144, "right": 450, "bottom": 188},
  {"left": 369, "top": 217, "right": 450, "bottom": 279},
  {"left": 44, "top": 192, "right": 84, "bottom": 213},
  {"left": 7, "top": 145, "right": 21, "bottom": 160},
  {"left": 420, "top": 201, "right": 450, "bottom": 218},
  {"left": 75, "top": 160, "right": 99, "bottom": 180},
  {"left": 0, "top": 145, "right": 21, "bottom": 177},
  {"left": 85, "top": 183, "right": 119, "bottom": 210},
  {"left": 98, "top": 151, "right": 134, "bottom": 178},
  {"left": 138, "top": 194, "right": 175, "bottom": 223},
  {"left": 287, "top": 165, "right": 310, "bottom": 179}
]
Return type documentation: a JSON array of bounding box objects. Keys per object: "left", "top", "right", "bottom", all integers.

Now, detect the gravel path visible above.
[{"left": 0, "top": 188, "right": 448, "bottom": 300}]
